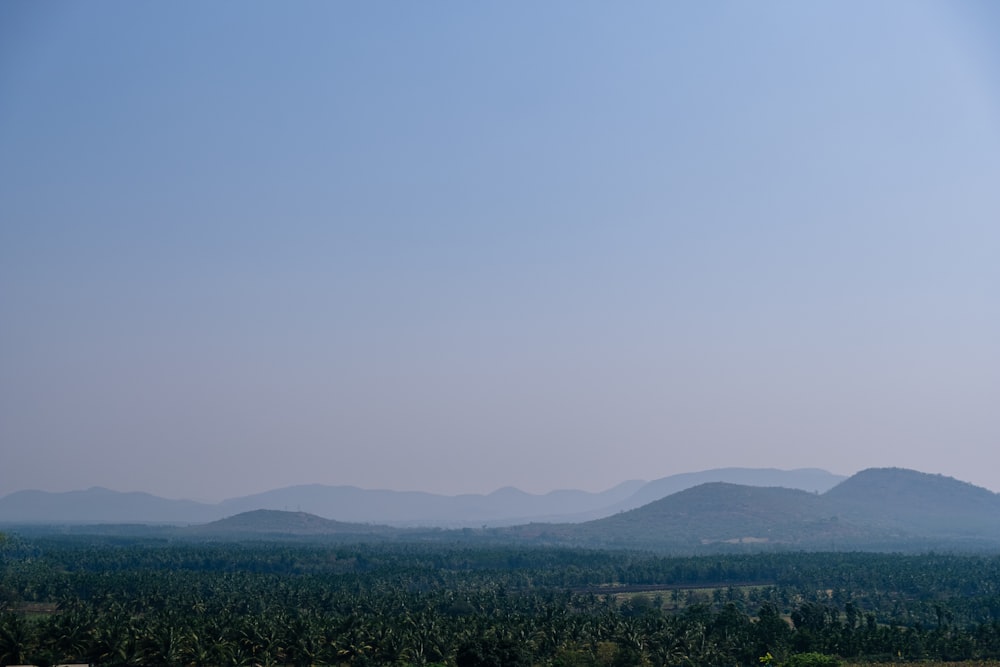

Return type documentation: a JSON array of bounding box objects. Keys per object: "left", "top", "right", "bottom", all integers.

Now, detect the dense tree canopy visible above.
[{"left": 2, "top": 536, "right": 1000, "bottom": 665}]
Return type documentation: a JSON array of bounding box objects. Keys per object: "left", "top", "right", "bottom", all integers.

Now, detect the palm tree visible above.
[
  {"left": 142, "top": 622, "right": 190, "bottom": 665},
  {"left": 0, "top": 612, "right": 32, "bottom": 666}
]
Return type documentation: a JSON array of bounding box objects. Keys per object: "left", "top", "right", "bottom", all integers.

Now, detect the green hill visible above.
[
  {"left": 823, "top": 467, "right": 1000, "bottom": 537},
  {"left": 182, "top": 510, "right": 395, "bottom": 538},
  {"left": 557, "top": 483, "right": 875, "bottom": 549},
  {"left": 510, "top": 468, "right": 1000, "bottom": 551}
]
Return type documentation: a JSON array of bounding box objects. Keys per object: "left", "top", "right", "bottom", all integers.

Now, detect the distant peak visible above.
[{"left": 489, "top": 486, "right": 527, "bottom": 497}]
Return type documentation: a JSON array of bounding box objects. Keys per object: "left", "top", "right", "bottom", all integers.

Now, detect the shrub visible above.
[{"left": 785, "top": 653, "right": 842, "bottom": 667}]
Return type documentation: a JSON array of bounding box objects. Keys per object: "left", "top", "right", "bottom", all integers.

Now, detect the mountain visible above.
[
  {"left": 5, "top": 468, "right": 999, "bottom": 551},
  {"left": 512, "top": 483, "right": 873, "bottom": 550},
  {"left": 823, "top": 467, "right": 1000, "bottom": 537},
  {"left": 181, "top": 510, "right": 395, "bottom": 538},
  {"left": 7, "top": 468, "right": 982, "bottom": 545},
  {"left": 215, "top": 479, "right": 647, "bottom": 526},
  {"left": 216, "top": 472, "right": 845, "bottom": 525},
  {"left": 515, "top": 468, "right": 1000, "bottom": 550},
  {"left": 0, "top": 487, "right": 219, "bottom": 524},
  {"left": 609, "top": 467, "right": 846, "bottom": 513},
  {"left": 0, "top": 469, "right": 844, "bottom": 526},
  {"left": 0, "top": 480, "right": 646, "bottom": 526}
]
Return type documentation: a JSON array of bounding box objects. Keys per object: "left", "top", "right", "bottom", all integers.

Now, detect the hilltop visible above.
[{"left": 181, "top": 509, "right": 396, "bottom": 538}]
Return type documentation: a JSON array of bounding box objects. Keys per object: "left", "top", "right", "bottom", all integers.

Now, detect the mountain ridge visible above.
[
  {"left": 534, "top": 468, "right": 1000, "bottom": 550},
  {"left": 0, "top": 467, "right": 843, "bottom": 526},
  {"left": 163, "top": 468, "right": 1000, "bottom": 552}
]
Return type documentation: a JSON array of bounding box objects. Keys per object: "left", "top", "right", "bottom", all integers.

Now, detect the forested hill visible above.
[
  {"left": 4, "top": 468, "right": 998, "bottom": 552},
  {"left": 518, "top": 468, "right": 1000, "bottom": 550},
  {"left": 823, "top": 467, "right": 1000, "bottom": 535},
  {"left": 179, "top": 468, "right": 1000, "bottom": 552},
  {"left": 0, "top": 467, "right": 843, "bottom": 526},
  {"left": 182, "top": 510, "right": 397, "bottom": 538}
]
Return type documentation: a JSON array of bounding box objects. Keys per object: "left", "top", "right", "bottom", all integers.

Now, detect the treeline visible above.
[{"left": 3, "top": 535, "right": 1000, "bottom": 665}]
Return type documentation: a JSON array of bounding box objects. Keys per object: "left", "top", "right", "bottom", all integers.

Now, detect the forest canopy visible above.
[{"left": 3, "top": 535, "right": 1000, "bottom": 665}]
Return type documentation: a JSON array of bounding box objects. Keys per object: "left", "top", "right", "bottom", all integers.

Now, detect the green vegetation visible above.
[
  {"left": 784, "top": 653, "right": 841, "bottom": 667},
  {"left": 3, "top": 536, "right": 1000, "bottom": 665}
]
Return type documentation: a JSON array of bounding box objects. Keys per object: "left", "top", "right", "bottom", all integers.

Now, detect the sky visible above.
[{"left": 2, "top": 1, "right": 999, "bottom": 502}]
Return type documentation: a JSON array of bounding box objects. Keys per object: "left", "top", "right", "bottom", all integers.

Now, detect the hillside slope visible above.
[
  {"left": 536, "top": 483, "right": 874, "bottom": 549},
  {"left": 537, "top": 468, "right": 1000, "bottom": 550},
  {"left": 824, "top": 467, "right": 1000, "bottom": 537},
  {"left": 181, "top": 510, "right": 395, "bottom": 537},
  {"left": 610, "top": 468, "right": 846, "bottom": 512},
  {"left": 1, "top": 468, "right": 840, "bottom": 526},
  {"left": 0, "top": 487, "right": 219, "bottom": 524}
]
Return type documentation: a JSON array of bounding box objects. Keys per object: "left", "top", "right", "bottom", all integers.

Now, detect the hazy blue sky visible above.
[{"left": 2, "top": 1, "right": 999, "bottom": 501}]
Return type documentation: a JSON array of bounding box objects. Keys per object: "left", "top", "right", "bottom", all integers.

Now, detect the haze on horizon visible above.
[{"left": 2, "top": 2, "right": 999, "bottom": 503}]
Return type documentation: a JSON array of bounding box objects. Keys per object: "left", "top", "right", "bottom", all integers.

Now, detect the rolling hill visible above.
[
  {"left": 605, "top": 467, "right": 845, "bottom": 513},
  {"left": 514, "top": 468, "right": 1000, "bottom": 550},
  {"left": 5, "top": 468, "right": 998, "bottom": 552},
  {"left": 0, "top": 467, "right": 842, "bottom": 526},
  {"left": 0, "top": 487, "right": 220, "bottom": 524},
  {"left": 823, "top": 467, "right": 1000, "bottom": 537},
  {"left": 181, "top": 509, "right": 396, "bottom": 538},
  {"left": 213, "top": 480, "right": 647, "bottom": 526},
  {"left": 175, "top": 467, "right": 1000, "bottom": 550}
]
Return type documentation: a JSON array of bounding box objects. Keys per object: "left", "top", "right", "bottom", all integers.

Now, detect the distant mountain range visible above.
[
  {"left": 0, "top": 467, "right": 844, "bottom": 526},
  {"left": 7, "top": 468, "right": 999, "bottom": 552},
  {"left": 175, "top": 468, "right": 1000, "bottom": 552}
]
